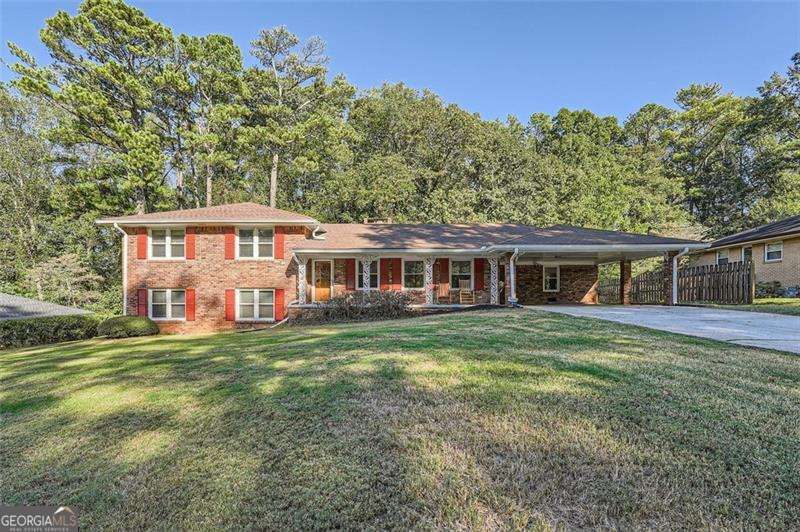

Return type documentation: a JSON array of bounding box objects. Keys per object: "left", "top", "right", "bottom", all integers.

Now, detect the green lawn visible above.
[
  {"left": 707, "top": 297, "right": 800, "bottom": 316},
  {"left": 2, "top": 309, "right": 799, "bottom": 529}
]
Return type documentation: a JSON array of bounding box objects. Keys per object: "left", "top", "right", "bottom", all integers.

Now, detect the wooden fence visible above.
[
  {"left": 676, "top": 261, "right": 754, "bottom": 305},
  {"left": 598, "top": 261, "right": 754, "bottom": 305},
  {"left": 598, "top": 269, "right": 665, "bottom": 304}
]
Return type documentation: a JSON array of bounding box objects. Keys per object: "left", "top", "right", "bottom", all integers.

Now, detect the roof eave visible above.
[
  {"left": 704, "top": 230, "right": 800, "bottom": 252},
  {"left": 96, "top": 218, "right": 318, "bottom": 226}
]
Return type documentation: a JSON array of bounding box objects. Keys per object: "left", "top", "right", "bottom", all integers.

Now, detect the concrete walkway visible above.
[{"left": 528, "top": 305, "right": 800, "bottom": 354}]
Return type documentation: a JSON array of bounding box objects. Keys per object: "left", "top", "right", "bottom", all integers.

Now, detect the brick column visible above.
[
  {"left": 620, "top": 259, "right": 632, "bottom": 305},
  {"left": 663, "top": 251, "right": 678, "bottom": 306}
]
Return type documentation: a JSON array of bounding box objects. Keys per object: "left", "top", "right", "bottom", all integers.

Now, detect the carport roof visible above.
[{"left": 0, "top": 293, "right": 90, "bottom": 321}]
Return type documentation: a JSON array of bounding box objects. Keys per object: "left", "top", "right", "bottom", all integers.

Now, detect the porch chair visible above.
[
  {"left": 436, "top": 283, "right": 452, "bottom": 304},
  {"left": 458, "top": 279, "right": 476, "bottom": 305}
]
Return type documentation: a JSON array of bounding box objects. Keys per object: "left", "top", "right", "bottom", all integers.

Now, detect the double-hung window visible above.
[
  {"left": 237, "top": 289, "right": 275, "bottom": 321},
  {"left": 450, "top": 260, "right": 472, "bottom": 290},
  {"left": 716, "top": 250, "right": 729, "bottom": 266},
  {"left": 150, "top": 228, "right": 185, "bottom": 259},
  {"left": 543, "top": 266, "right": 560, "bottom": 292},
  {"left": 237, "top": 228, "right": 274, "bottom": 259},
  {"left": 765, "top": 242, "right": 783, "bottom": 262},
  {"left": 403, "top": 260, "right": 424, "bottom": 289},
  {"left": 357, "top": 261, "right": 379, "bottom": 289},
  {"left": 150, "top": 289, "right": 185, "bottom": 320}
]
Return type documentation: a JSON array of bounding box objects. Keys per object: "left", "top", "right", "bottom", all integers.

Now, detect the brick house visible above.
[
  {"left": 690, "top": 215, "right": 800, "bottom": 292},
  {"left": 98, "top": 203, "right": 706, "bottom": 333}
]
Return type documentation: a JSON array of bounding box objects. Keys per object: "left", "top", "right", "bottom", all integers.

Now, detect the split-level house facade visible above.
[{"left": 98, "top": 203, "right": 707, "bottom": 333}]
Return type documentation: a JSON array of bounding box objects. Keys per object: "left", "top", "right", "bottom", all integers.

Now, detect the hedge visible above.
[
  {"left": 0, "top": 314, "right": 101, "bottom": 349},
  {"left": 97, "top": 316, "right": 159, "bottom": 339}
]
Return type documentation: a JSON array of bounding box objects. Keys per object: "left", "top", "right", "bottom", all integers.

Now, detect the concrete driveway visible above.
[{"left": 529, "top": 305, "right": 800, "bottom": 354}]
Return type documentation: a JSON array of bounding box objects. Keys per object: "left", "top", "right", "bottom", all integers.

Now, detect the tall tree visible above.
[
  {"left": 9, "top": 0, "right": 177, "bottom": 213},
  {"left": 245, "top": 25, "right": 354, "bottom": 208}
]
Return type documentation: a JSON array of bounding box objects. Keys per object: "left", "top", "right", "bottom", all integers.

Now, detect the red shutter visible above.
[
  {"left": 345, "top": 259, "right": 356, "bottom": 291},
  {"left": 392, "top": 258, "right": 402, "bottom": 290},
  {"left": 380, "top": 258, "right": 391, "bottom": 291},
  {"left": 225, "top": 289, "right": 235, "bottom": 320},
  {"left": 224, "top": 227, "right": 235, "bottom": 260},
  {"left": 186, "top": 227, "right": 196, "bottom": 259},
  {"left": 137, "top": 230, "right": 148, "bottom": 259},
  {"left": 474, "top": 258, "right": 485, "bottom": 291},
  {"left": 186, "top": 288, "right": 196, "bottom": 321},
  {"left": 274, "top": 226, "right": 285, "bottom": 260},
  {"left": 437, "top": 259, "right": 450, "bottom": 289},
  {"left": 274, "top": 288, "right": 285, "bottom": 321},
  {"left": 137, "top": 289, "right": 148, "bottom": 316}
]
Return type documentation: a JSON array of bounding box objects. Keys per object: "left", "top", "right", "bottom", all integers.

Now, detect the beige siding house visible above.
[{"left": 691, "top": 215, "right": 800, "bottom": 291}]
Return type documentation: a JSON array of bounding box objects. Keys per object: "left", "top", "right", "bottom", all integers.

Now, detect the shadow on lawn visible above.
[{"left": 1, "top": 309, "right": 799, "bottom": 529}]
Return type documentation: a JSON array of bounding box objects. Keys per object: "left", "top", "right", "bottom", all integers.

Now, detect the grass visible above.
[
  {"left": 1, "top": 309, "right": 799, "bottom": 529},
  {"left": 706, "top": 297, "right": 800, "bottom": 316}
]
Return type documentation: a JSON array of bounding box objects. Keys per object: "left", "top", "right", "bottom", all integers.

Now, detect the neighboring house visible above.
[
  {"left": 690, "top": 215, "right": 800, "bottom": 290},
  {"left": 0, "top": 292, "right": 90, "bottom": 321},
  {"left": 97, "top": 202, "right": 706, "bottom": 333}
]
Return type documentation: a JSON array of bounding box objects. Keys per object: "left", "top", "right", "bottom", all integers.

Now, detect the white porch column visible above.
[
  {"left": 295, "top": 256, "right": 307, "bottom": 304},
  {"left": 424, "top": 256, "right": 435, "bottom": 305},
  {"left": 508, "top": 248, "right": 519, "bottom": 306},
  {"left": 489, "top": 257, "right": 499, "bottom": 305},
  {"left": 360, "top": 256, "right": 374, "bottom": 291}
]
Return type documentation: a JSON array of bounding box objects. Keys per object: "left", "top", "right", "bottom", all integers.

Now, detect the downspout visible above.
[
  {"left": 113, "top": 223, "right": 127, "bottom": 316},
  {"left": 508, "top": 247, "right": 520, "bottom": 307},
  {"left": 672, "top": 247, "right": 690, "bottom": 305}
]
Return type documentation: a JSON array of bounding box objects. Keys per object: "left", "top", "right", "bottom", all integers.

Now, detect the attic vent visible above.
[{"left": 364, "top": 217, "right": 394, "bottom": 224}]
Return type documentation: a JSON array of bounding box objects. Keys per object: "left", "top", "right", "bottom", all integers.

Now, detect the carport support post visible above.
[
  {"left": 663, "top": 251, "right": 678, "bottom": 306},
  {"left": 620, "top": 259, "right": 632, "bottom": 305},
  {"left": 508, "top": 248, "right": 519, "bottom": 306}
]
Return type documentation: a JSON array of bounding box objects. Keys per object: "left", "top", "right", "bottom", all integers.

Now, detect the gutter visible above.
[
  {"left": 113, "top": 223, "right": 127, "bottom": 316},
  {"left": 672, "top": 247, "right": 691, "bottom": 305},
  {"left": 96, "top": 218, "right": 318, "bottom": 226}
]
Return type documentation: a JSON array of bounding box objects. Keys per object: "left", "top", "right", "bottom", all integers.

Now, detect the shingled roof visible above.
[
  {"left": 0, "top": 293, "right": 90, "bottom": 321},
  {"left": 97, "top": 202, "right": 318, "bottom": 225},
  {"left": 294, "top": 223, "right": 703, "bottom": 251},
  {"left": 707, "top": 215, "right": 800, "bottom": 250}
]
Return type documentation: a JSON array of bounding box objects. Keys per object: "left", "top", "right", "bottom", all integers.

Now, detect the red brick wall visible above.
[
  {"left": 516, "top": 264, "right": 598, "bottom": 305},
  {"left": 125, "top": 225, "right": 306, "bottom": 333}
]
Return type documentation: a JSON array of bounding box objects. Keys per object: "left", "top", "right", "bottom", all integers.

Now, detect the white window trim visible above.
[
  {"left": 235, "top": 226, "right": 275, "bottom": 260},
  {"left": 449, "top": 258, "right": 474, "bottom": 290},
  {"left": 716, "top": 249, "right": 729, "bottom": 266},
  {"left": 543, "top": 265, "right": 560, "bottom": 293},
  {"left": 401, "top": 258, "right": 425, "bottom": 291},
  {"left": 312, "top": 260, "right": 335, "bottom": 302},
  {"left": 764, "top": 241, "right": 783, "bottom": 263},
  {"left": 357, "top": 259, "right": 381, "bottom": 291},
  {"left": 148, "top": 288, "right": 186, "bottom": 321},
  {"left": 148, "top": 227, "right": 186, "bottom": 260},
  {"left": 741, "top": 246, "right": 752, "bottom": 262},
  {"left": 235, "top": 288, "right": 276, "bottom": 322}
]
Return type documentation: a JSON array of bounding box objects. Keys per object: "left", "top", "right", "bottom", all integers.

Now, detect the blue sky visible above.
[{"left": 1, "top": 1, "right": 797, "bottom": 122}]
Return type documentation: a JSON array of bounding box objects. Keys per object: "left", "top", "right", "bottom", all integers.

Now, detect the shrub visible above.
[
  {"left": 0, "top": 314, "right": 100, "bottom": 349},
  {"left": 297, "top": 291, "right": 414, "bottom": 324},
  {"left": 97, "top": 316, "right": 159, "bottom": 339},
  {"left": 755, "top": 281, "right": 784, "bottom": 298}
]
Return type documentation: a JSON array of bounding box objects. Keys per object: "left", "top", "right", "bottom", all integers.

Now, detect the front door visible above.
[{"left": 314, "top": 260, "right": 332, "bottom": 302}]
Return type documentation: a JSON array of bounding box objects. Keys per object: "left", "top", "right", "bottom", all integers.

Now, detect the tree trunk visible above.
[
  {"left": 270, "top": 152, "right": 279, "bottom": 208},
  {"left": 206, "top": 163, "right": 213, "bottom": 207}
]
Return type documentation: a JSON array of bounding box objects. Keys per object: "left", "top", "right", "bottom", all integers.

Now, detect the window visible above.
[
  {"left": 357, "top": 260, "right": 379, "bottom": 289},
  {"left": 236, "top": 289, "right": 274, "bottom": 321},
  {"left": 403, "top": 260, "right": 424, "bottom": 289},
  {"left": 149, "top": 289, "right": 185, "bottom": 320},
  {"left": 765, "top": 242, "right": 783, "bottom": 262},
  {"left": 450, "top": 260, "right": 472, "bottom": 290},
  {"left": 543, "top": 266, "right": 560, "bottom": 292},
  {"left": 150, "top": 228, "right": 185, "bottom": 259},
  {"left": 716, "top": 250, "right": 729, "bottom": 266},
  {"left": 741, "top": 247, "right": 753, "bottom": 263},
  {"left": 237, "top": 227, "right": 274, "bottom": 259}
]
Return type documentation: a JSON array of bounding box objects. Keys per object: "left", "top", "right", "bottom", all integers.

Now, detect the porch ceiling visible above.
[{"left": 516, "top": 249, "right": 674, "bottom": 265}]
